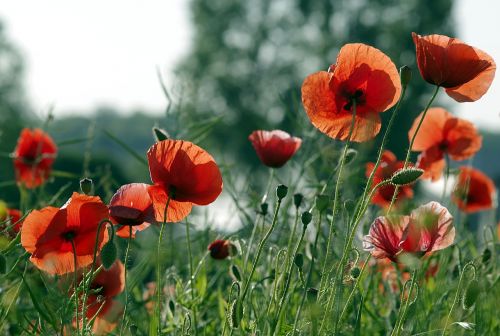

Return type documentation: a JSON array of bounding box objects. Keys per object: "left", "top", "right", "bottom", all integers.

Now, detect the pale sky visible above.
[{"left": 1, "top": 0, "right": 499, "bottom": 131}]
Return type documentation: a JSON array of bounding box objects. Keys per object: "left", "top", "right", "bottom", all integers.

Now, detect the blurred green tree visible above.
[{"left": 176, "top": 0, "right": 454, "bottom": 168}]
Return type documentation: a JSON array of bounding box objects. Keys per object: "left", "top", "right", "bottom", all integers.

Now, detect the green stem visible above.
[
  {"left": 186, "top": 220, "right": 198, "bottom": 335},
  {"left": 120, "top": 225, "right": 133, "bottom": 335},
  {"left": 391, "top": 268, "right": 418, "bottom": 336},
  {"left": 319, "top": 101, "right": 357, "bottom": 298},
  {"left": 388, "top": 85, "right": 440, "bottom": 212},
  {"left": 70, "top": 240, "right": 80, "bottom": 336},
  {"left": 241, "top": 196, "right": 283, "bottom": 303},
  {"left": 286, "top": 208, "right": 300, "bottom": 268},
  {"left": 156, "top": 196, "right": 171, "bottom": 333},
  {"left": 441, "top": 154, "right": 450, "bottom": 202}
]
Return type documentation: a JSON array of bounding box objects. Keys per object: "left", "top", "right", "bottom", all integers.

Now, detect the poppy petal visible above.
[
  {"left": 409, "top": 108, "right": 449, "bottom": 152},
  {"left": 363, "top": 215, "right": 409, "bottom": 261},
  {"left": 147, "top": 184, "right": 193, "bottom": 223}
]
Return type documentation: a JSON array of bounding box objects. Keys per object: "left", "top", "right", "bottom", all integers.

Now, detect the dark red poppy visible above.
[
  {"left": 452, "top": 167, "right": 496, "bottom": 213},
  {"left": 147, "top": 140, "right": 223, "bottom": 223},
  {"left": 248, "top": 130, "right": 302, "bottom": 168},
  {"left": 412, "top": 32, "right": 496, "bottom": 102},
  {"left": 21, "top": 192, "right": 109, "bottom": 275},
  {"left": 363, "top": 202, "right": 454, "bottom": 262},
  {"left": 301, "top": 43, "right": 401, "bottom": 142},
  {"left": 409, "top": 108, "right": 482, "bottom": 181},
  {"left": 109, "top": 183, "right": 155, "bottom": 238},
  {"left": 208, "top": 239, "right": 234, "bottom": 260},
  {"left": 366, "top": 150, "right": 414, "bottom": 208},
  {"left": 13, "top": 128, "right": 57, "bottom": 189}
]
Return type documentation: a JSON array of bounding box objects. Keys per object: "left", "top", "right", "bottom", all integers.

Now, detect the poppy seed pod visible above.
[
  {"left": 80, "top": 178, "right": 93, "bottom": 195},
  {"left": 260, "top": 202, "right": 269, "bottom": 216},
  {"left": 276, "top": 184, "right": 288, "bottom": 200},
  {"left": 293, "top": 193, "right": 304, "bottom": 209},
  {"left": 301, "top": 211, "right": 312, "bottom": 227},
  {"left": 400, "top": 65, "right": 412, "bottom": 86}
]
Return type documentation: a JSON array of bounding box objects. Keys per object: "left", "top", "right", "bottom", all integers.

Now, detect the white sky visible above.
[{"left": 0, "top": 0, "right": 499, "bottom": 131}]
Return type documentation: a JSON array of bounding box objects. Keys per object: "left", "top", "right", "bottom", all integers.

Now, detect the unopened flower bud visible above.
[
  {"left": 301, "top": 211, "right": 312, "bottom": 227},
  {"left": 153, "top": 126, "right": 170, "bottom": 142},
  {"left": 400, "top": 65, "right": 412, "bottom": 86},
  {"left": 293, "top": 193, "right": 304, "bottom": 209},
  {"left": 80, "top": 178, "right": 93, "bottom": 195},
  {"left": 260, "top": 202, "right": 269, "bottom": 216},
  {"left": 276, "top": 184, "right": 288, "bottom": 200},
  {"left": 350, "top": 266, "right": 361, "bottom": 279},
  {"left": 391, "top": 168, "right": 423, "bottom": 186},
  {"left": 294, "top": 253, "right": 304, "bottom": 269}
]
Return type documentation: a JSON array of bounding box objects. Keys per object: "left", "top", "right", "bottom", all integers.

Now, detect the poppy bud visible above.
[
  {"left": 293, "top": 193, "right": 304, "bottom": 209},
  {"left": 276, "top": 184, "right": 288, "bottom": 200},
  {"left": 482, "top": 248, "right": 491, "bottom": 264},
  {"left": 391, "top": 167, "right": 424, "bottom": 186},
  {"left": 301, "top": 211, "right": 312, "bottom": 227},
  {"left": 168, "top": 300, "right": 176, "bottom": 315},
  {"left": 294, "top": 253, "right": 304, "bottom": 269},
  {"left": 208, "top": 239, "right": 234, "bottom": 260},
  {"left": 400, "top": 65, "right": 412, "bottom": 86},
  {"left": 462, "top": 280, "right": 480, "bottom": 310},
  {"left": 268, "top": 269, "right": 276, "bottom": 281},
  {"left": 153, "top": 127, "right": 170, "bottom": 142},
  {"left": 315, "top": 194, "right": 329, "bottom": 212},
  {"left": 230, "top": 264, "right": 242, "bottom": 282},
  {"left": 0, "top": 253, "right": 6, "bottom": 274},
  {"left": 307, "top": 287, "right": 318, "bottom": 299},
  {"left": 350, "top": 266, "right": 361, "bottom": 279},
  {"left": 344, "top": 148, "right": 358, "bottom": 165},
  {"left": 228, "top": 299, "right": 243, "bottom": 329},
  {"left": 260, "top": 202, "right": 269, "bottom": 216},
  {"left": 101, "top": 241, "right": 117, "bottom": 269},
  {"left": 79, "top": 178, "right": 93, "bottom": 195},
  {"left": 343, "top": 199, "right": 356, "bottom": 213}
]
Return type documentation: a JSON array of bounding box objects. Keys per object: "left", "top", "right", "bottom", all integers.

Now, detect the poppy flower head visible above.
[
  {"left": 410, "top": 108, "right": 482, "bottom": 181},
  {"left": 0, "top": 201, "right": 23, "bottom": 237},
  {"left": 13, "top": 128, "right": 57, "bottom": 189},
  {"left": 208, "top": 239, "right": 235, "bottom": 260},
  {"left": 248, "top": 130, "right": 302, "bottom": 168},
  {"left": 412, "top": 32, "right": 496, "bottom": 102},
  {"left": 109, "top": 183, "right": 155, "bottom": 238},
  {"left": 452, "top": 167, "right": 496, "bottom": 213},
  {"left": 366, "top": 150, "right": 414, "bottom": 208},
  {"left": 21, "top": 192, "right": 109, "bottom": 275},
  {"left": 302, "top": 43, "right": 401, "bottom": 142},
  {"left": 364, "top": 202, "right": 454, "bottom": 263},
  {"left": 147, "top": 140, "right": 223, "bottom": 223}
]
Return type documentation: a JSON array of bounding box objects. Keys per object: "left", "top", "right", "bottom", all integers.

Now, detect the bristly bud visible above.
[
  {"left": 482, "top": 248, "right": 491, "bottom": 264},
  {"left": 228, "top": 299, "right": 243, "bottom": 329},
  {"left": 462, "top": 280, "right": 480, "bottom": 310},
  {"left": 168, "top": 300, "right": 176, "bottom": 315},
  {"left": 100, "top": 241, "right": 117, "bottom": 269},
  {"left": 350, "top": 266, "right": 361, "bottom": 279},
  {"left": 301, "top": 211, "right": 312, "bottom": 227},
  {"left": 293, "top": 193, "right": 304, "bottom": 209},
  {"left": 344, "top": 148, "right": 358, "bottom": 165},
  {"left": 294, "top": 253, "right": 304, "bottom": 269},
  {"left": 400, "top": 65, "right": 412, "bottom": 86},
  {"left": 315, "top": 194, "right": 329, "bottom": 212},
  {"left": 230, "top": 264, "right": 242, "bottom": 282},
  {"left": 276, "top": 184, "right": 288, "bottom": 200},
  {"left": 0, "top": 253, "right": 6, "bottom": 274},
  {"left": 391, "top": 167, "right": 424, "bottom": 186},
  {"left": 80, "top": 178, "right": 93, "bottom": 195},
  {"left": 260, "top": 202, "right": 269, "bottom": 216},
  {"left": 153, "top": 126, "right": 170, "bottom": 142}
]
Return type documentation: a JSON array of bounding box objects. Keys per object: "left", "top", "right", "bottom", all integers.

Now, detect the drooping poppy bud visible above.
[{"left": 208, "top": 239, "right": 235, "bottom": 260}]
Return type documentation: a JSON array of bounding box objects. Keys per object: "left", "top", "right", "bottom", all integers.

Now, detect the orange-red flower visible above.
[
  {"left": 363, "top": 202, "right": 454, "bottom": 262},
  {"left": 21, "top": 192, "right": 109, "bottom": 275},
  {"left": 248, "top": 130, "right": 301, "bottom": 168},
  {"left": 0, "top": 201, "right": 23, "bottom": 237},
  {"left": 208, "top": 239, "right": 234, "bottom": 260},
  {"left": 366, "top": 150, "right": 414, "bottom": 208},
  {"left": 301, "top": 43, "right": 401, "bottom": 142},
  {"left": 147, "top": 140, "right": 223, "bottom": 223},
  {"left": 109, "top": 183, "right": 155, "bottom": 238},
  {"left": 412, "top": 32, "right": 496, "bottom": 102},
  {"left": 452, "top": 167, "right": 496, "bottom": 213},
  {"left": 12, "top": 128, "right": 57, "bottom": 188},
  {"left": 409, "top": 108, "right": 482, "bottom": 181}
]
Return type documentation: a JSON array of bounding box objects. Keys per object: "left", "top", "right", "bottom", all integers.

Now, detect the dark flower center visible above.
[
  {"left": 343, "top": 89, "right": 365, "bottom": 111},
  {"left": 61, "top": 230, "right": 77, "bottom": 241}
]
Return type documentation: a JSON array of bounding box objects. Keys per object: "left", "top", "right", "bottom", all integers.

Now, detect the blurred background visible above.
[{"left": 0, "top": 0, "right": 499, "bottom": 228}]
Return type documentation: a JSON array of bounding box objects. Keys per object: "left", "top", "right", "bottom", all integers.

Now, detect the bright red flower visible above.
[
  {"left": 21, "top": 192, "right": 109, "bottom": 275},
  {"left": 0, "top": 202, "right": 23, "bottom": 237},
  {"left": 109, "top": 183, "right": 155, "bottom": 238},
  {"left": 366, "top": 150, "right": 414, "bottom": 208},
  {"left": 409, "top": 108, "right": 482, "bottom": 181},
  {"left": 452, "top": 167, "right": 496, "bottom": 213},
  {"left": 412, "top": 32, "right": 496, "bottom": 102},
  {"left": 248, "top": 130, "right": 301, "bottom": 168},
  {"left": 363, "top": 202, "right": 454, "bottom": 262},
  {"left": 13, "top": 128, "right": 57, "bottom": 188},
  {"left": 147, "top": 140, "right": 223, "bottom": 223},
  {"left": 301, "top": 43, "right": 401, "bottom": 142},
  {"left": 208, "top": 239, "right": 234, "bottom": 260}
]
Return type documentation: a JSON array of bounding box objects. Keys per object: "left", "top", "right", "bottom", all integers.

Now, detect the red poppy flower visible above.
[
  {"left": 301, "top": 43, "right": 401, "bottom": 142},
  {"left": 366, "top": 150, "right": 414, "bottom": 208},
  {"left": 363, "top": 202, "right": 454, "bottom": 262},
  {"left": 412, "top": 32, "right": 496, "bottom": 102},
  {"left": 21, "top": 192, "right": 109, "bottom": 275},
  {"left": 452, "top": 167, "right": 496, "bottom": 213},
  {"left": 12, "top": 128, "right": 57, "bottom": 188},
  {"left": 109, "top": 183, "right": 155, "bottom": 238},
  {"left": 147, "top": 140, "right": 223, "bottom": 223},
  {"left": 0, "top": 202, "right": 23, "bottom": 237},
  {"left": 409, "top": 108, "right": 482, "bottom": 181},
  {"left": 248, "top": 130, "right": 302, "bottom": 168},
  {"left": 208, "top": 239, "right": 234, "bottom": 260}
]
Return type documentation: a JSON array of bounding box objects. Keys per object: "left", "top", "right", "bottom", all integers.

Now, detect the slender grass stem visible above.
[
  {"left": 70, "top": 240, "right": 80, "bottom": 336},
  {"left": 391, "top": 268, "right": 418, "bottom": 336},
  {"left": 185, "top": 220, "right": 198, "bottom": 335},
  {"left": 120, "top": 225, "right": 133, "bottom": 335},
  {"left": 156, "top": 196, "right": 171, "bottom": 334}
]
